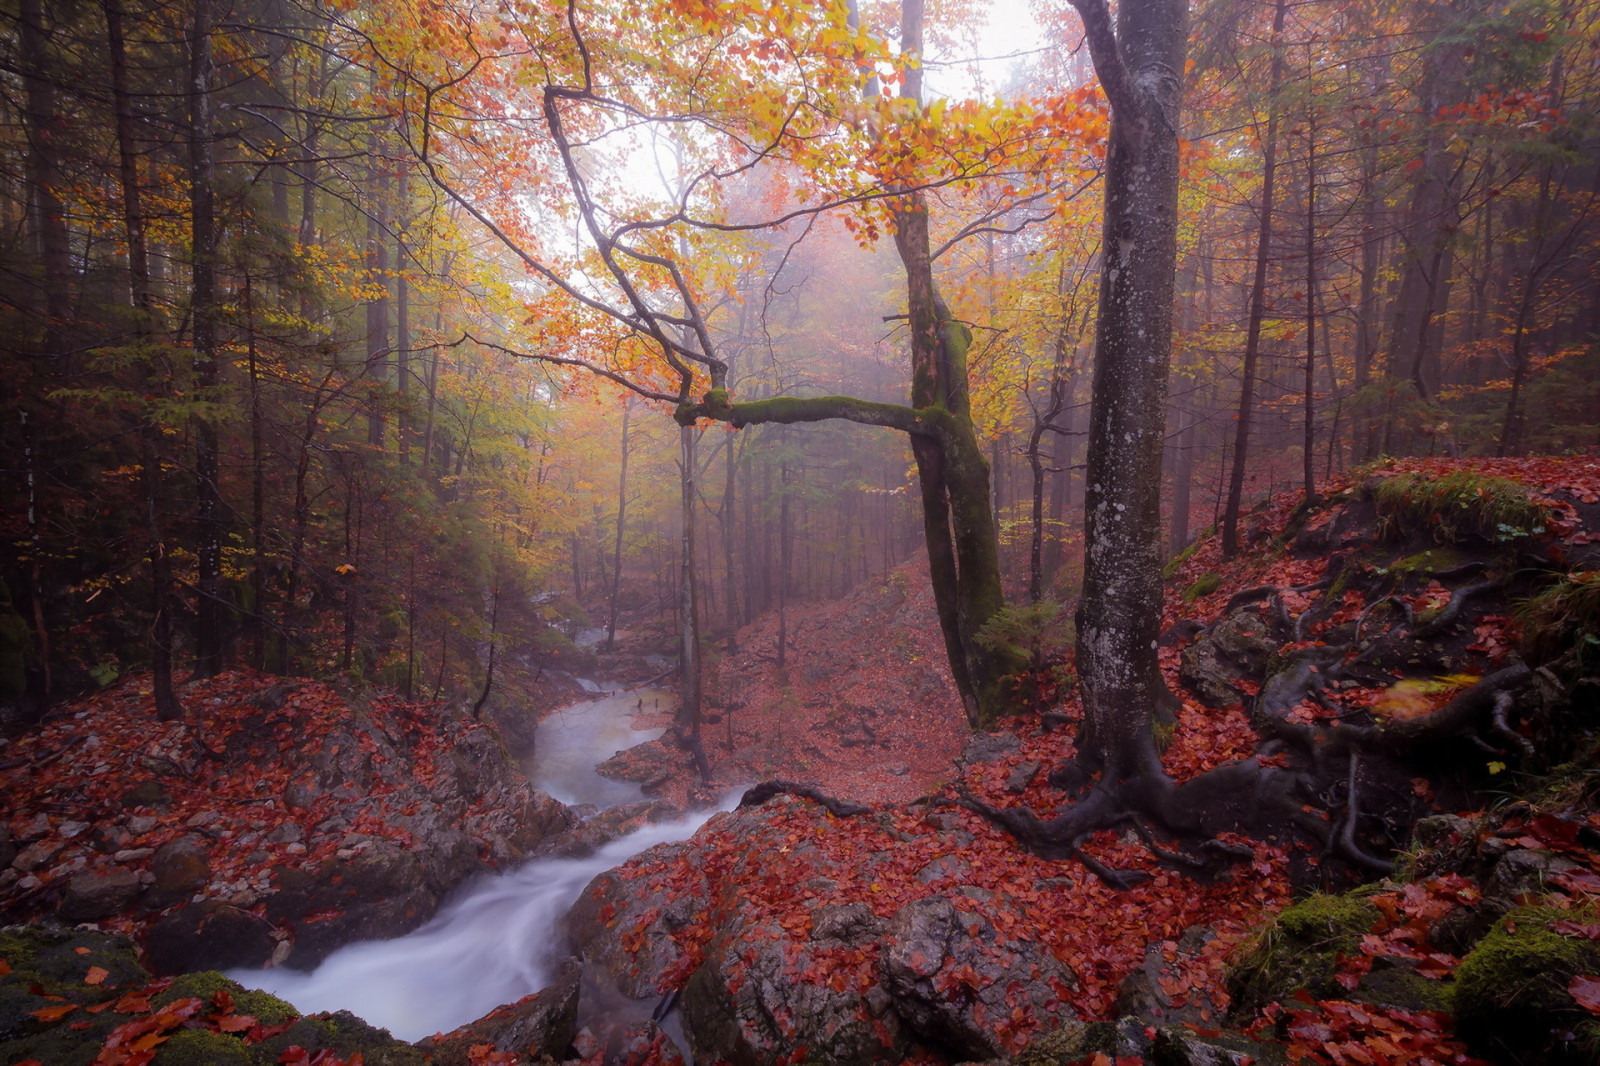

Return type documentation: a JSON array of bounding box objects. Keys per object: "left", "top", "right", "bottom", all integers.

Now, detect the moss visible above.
[
  {"left": 255, "top": 1011, "right": 427, "bottom": 1066},
  {"left": 1351, "top": 960, "right": 1453, "bottom": 1014},
  {"left": 151, "top": 1028, "right": 258, "bottom": 1065},
  {"left": 1516, "top": 570, "right": 1600, "bottom": 667},
  {"left": 1453, "top": 904, "right": 1600, "bottom": 1064},
  {"left": 1374, "top": 470, "right": 1548, "bottom": 546},
  {"left": 1229, "top": 892, "right": 1382, "bottom": 1013},
  {"left": 1163, "top": 536, "right": 1204, "bottom": 580},
  {"left": 1183, "top": 573, "right": 1220, "bottom": 603},
  {"left": 153, "top": 972, "right": 297, "bottom": 1025},
  {"left": 1013, "top": 1019, "right": 1120, "bottom": 1065}
]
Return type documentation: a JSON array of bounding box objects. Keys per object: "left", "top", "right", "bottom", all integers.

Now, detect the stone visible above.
[
  {"left": 141, "top": 900, "right": 278, "bottom": 974},
  {"left": 57, "top": 866, "right": 141, "bottom": 921},
  {"left": 423, "top": 959, "right": 581, "bottom": 1064},
  {"left": 880, "top": 893, "right": 1078, "bottom": 1061},
  {"left": 1179, "top": 609, "right": 1278, "bottom": 708},
  {"left": 146, "top": 834, "right": 211, "bottom": 906},
  {"left": 11, "top": 839, "right": 62, "bottom": 873},
  {"left": 264, "top": 842, "right": 436, "bottom": 969}
]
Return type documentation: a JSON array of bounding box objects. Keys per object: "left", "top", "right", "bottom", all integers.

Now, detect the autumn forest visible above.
[{"left": 3, "top": 0, "right": 1600, "bottom": 1061}]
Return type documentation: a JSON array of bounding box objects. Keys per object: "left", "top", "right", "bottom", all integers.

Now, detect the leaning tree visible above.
[{"left": 365, "top": 0, "right": 1104, "bottom": 728}]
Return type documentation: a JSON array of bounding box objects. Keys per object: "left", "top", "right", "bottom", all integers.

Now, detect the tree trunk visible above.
[
  {"left": 605, "top": 400, "right": 632, "bottom": 650},
  {"left": 1070, "top": 0, "right": 1187, "bottom": 781},
  {"left": 677, "top": 423, "right": 711, "bottom": 780},
  {"left": 1221, "top": 0, "right": 1286, "bottom": 559},
  {"left": 190, "top": 0, "right": 225, "bottom": 679}
]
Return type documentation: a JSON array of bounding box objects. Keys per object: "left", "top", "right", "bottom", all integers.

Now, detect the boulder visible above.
[
  {"left": 57, "top": 865, "right": 141, "bottom": 922},
  {"left": 1180, "top": 609, "right": 1278, "bottom": 708},
  {"left": 142, "top": 900, "right": 277, "bottom": 974},
  {"left": 423, "top": 959, "right": 581, "bottom": 1064},
  {"left": 146, "top": 833, "right": 212, "bottom": 907},
  {"left": 880, "top": 893, "right": 1078, "bottom": 1060},
  {"left": 265, "top": 842, "right": 435, "bottom": 968},
  {"left": 680, "top": 910, "right": 911, "bottom": 1066}
]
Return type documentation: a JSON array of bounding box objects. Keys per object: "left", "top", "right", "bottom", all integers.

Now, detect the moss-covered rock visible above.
[
  {"left": 1374, "top": 470, "right": 1548, "bottom": 547},
  {"left": 254, "top": 1010, "right": 427, "bottom": 1066},
  {"left": 1453, "top": 904, "right": 1600, "bottom": 1064},
  {"left": 1228, "top": 892, "right": 1382, "bottom": 1014},
  {"left": 150, "top": 1028, "right": 257, "bottom": 1065},
  {"left": 152, "top": 970, "right": 298, "bottom": 1025}
]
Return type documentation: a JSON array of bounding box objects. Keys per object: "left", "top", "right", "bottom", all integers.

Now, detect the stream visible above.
[{"left": 228, "top": 683, "right": 715, "bottom": 1044}]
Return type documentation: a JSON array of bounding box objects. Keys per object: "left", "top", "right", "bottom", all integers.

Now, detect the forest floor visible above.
[{"left": 3, "top": 455, "right": 1600, "bottom": 1066}]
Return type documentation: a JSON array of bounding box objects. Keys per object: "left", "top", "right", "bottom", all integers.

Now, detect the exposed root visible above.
[
  {"left": 1409, "top": 578, "right": 1502, "bottom": 639},
  {"left": 738, "top": 779, "right": 872, "bottom": 817}
]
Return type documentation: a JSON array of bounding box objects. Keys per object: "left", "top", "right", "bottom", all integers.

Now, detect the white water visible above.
[{"left": 228, "top": 685, "right": 708, "bottom": 1043}]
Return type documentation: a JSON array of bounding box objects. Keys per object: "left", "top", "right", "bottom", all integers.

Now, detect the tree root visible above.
[{"left": 738, "top": 780, "right": 872, "bottom": 817}]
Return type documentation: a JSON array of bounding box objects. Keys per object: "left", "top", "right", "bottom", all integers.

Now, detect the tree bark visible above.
[
  {"left": 1070, "top": 0, "right": 1187, "bottom": 780},
  {"left": 1221, "top": 0, "right": 1286, "bottom": 559},
  {"left": 190, "top": 0, "right": 225, "bottom": 679}
]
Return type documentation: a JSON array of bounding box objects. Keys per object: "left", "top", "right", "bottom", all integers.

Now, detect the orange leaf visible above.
[
  {"left": 85, "top": 966, "right": 109, "bottom": 986},
  {"left": 30, "top": 1003, "right": 79, "bottom": 1023}
]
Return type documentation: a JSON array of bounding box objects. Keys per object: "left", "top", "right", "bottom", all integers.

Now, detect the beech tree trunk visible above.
[{"left": 1070, "top": 0, "right": 1187, "bottom": 781}]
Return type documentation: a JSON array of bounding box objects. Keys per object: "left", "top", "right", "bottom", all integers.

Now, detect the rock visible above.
[
  {"left": 424, "top": 959, "right": 581, "bottom": 1064},
  {"left": 1227, "top": 891, "right": 1381, "bottom": 1015},
  {"left": 265, "top": 842, "right": 436, "bottom": 969},
  {"left": 960, "top": 732, "right": 1022, "bottom": 765},
  {"left": 11, "top": 839, "right": 62, "bottom": 873},
  {"left": 125, "top": 815, "right": 160, "bottom": 835},
  {"left": 1005, "top": 761, "right": 1041, "bottom": 793},
  {"left": 880, "top": 893, "right": 1078, "bottom": 1061},
  {"left": 120, "top": 780, "right": 172, "bottom": 808},
  {"left": 146, "top": 834, "right": 211, "bottom": 906},
  {"left": 141, "top": 900, "right": 278, "bottom": 974},
  {"left": 57, "top": 866, "right": 141, "bottom": 921},
  {"left": 681, "top": 910, "right": 911, "bottom": 1066},
  {"left": 1179, "top": 609, "right": 1277, "bottom": 708},
  {"left": 1453, "top": 903, "right": 1600, "bottom": 1064},
  {"left": 264, "top": 821, "right": 303, "bottom": 844},
  {"left": 810, "top": 902, "right": 881, "bottom": 942},
  {"left": 185, "top": 809, "right": 223, "bottom": 829},
  {"left": 1115, "top": 925, "right": 1226, "bottom": 1026},
  {"left": 567, "top": 839, "right": 713, "bottom": 999},
  {"left": 0, "top": 825, "right": 12, "bottom": 869},
  {"left": 594, "top": 738, "right": 680, "bottom": 791},
  {"left": 1149, "top": 1025, "right": 1281, "bottom": 1065}
]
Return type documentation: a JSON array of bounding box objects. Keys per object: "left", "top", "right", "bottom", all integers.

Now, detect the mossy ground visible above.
[
  {"left": 1453, "top": 904, "right": 1600, "bottom": 1064},
  {"left": 1229, "top": 892, "right": 1382, "bottom": 1014}
]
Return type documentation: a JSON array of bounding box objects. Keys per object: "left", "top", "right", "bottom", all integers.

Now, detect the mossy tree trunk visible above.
[{"left": 677, "top": 391, "right": 1022, "bottom": 728}]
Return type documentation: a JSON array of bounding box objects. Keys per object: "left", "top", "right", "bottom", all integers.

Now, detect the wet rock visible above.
[
  {"left": 594, "top": 738, "right": 680, "bottom": 792},
  {"left": 57, "top": 865, "right": 141, "bottom": 922},
  {"left": 567, "top": 839, "right": 712, "bottom": 999},
  {"left": 265, "top": 842, "right": 435, "bottom": 969},
  {"left": 141, "top": 900, "right": 277, "bottom": 974},
  {"left": 424, "top": 959, "right": 581, "bottom": 1064},
  {"left": 146, "top": 833, "right": 211, "bottom": 907},
  {"left": 880, "top": 893, "right": 1078, "bottom": 1061}
]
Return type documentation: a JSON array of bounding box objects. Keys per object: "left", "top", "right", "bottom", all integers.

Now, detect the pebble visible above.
[{"left": 113, "top": 848, "right": 155, "bottom": 862}]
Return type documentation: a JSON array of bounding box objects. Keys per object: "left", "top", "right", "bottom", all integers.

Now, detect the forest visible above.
[{"left": 1, "top": 0, "right": 1599, "bottom": 1062}]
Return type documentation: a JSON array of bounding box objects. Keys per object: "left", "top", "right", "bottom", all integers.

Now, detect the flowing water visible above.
[{"left": 228, "top": 684, "right": 709, "bottom": 1044}]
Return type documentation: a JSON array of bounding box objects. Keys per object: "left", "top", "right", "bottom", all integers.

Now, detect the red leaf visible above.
[
  {"left": 1551, "top": 920, "right": 1600, "bottom": 940},
  {"left": 1570, "top": 975, "right": 1600, "bottom": 1014}
]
